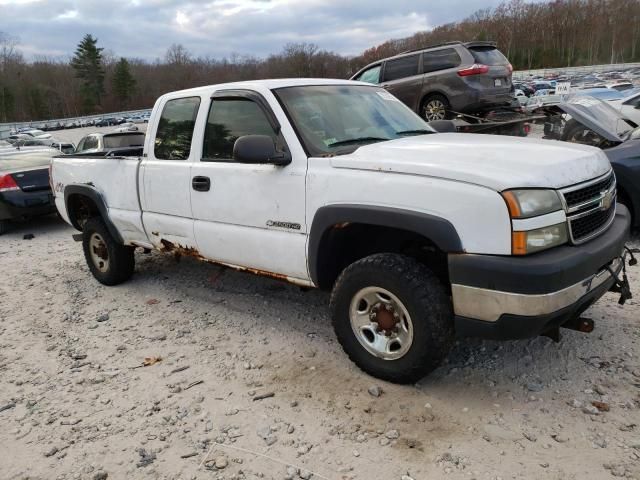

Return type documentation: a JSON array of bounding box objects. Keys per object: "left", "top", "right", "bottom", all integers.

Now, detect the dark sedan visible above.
[
  {"left": 605, "top": 128, "right": 640, "bottom": 228},
  {"left": 0, "top": 145, "right": 57, "bottom": 234}
]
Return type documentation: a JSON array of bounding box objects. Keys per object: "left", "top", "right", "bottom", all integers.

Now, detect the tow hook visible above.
[{"left": 608, "top": 246, "right": 638, "bottom": 305}]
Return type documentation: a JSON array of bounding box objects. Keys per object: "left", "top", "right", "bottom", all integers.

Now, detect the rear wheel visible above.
[
  {"left": 330, "top": 253, "right": 454, "bottom": 384},
  {"left": 422, "top": 94, "right": 451, "bottom": 121},
  {"left": 82, "top": 217, "right": 134, "bottom": 285}
]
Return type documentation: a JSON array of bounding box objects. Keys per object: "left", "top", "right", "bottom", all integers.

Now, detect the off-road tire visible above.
[
  {"left": 330, "top": 253, "right": 454, "bottom": 384},
  {"left": 82, "top": 217, "right": 134, "bottom": 286},
  {"left": 422, "top": 94, "right": 452, "bottom": 121}
]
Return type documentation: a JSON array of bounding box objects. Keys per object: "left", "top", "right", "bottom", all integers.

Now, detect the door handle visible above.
[{"left": 192, "top": 176, "right": 211, "bottom": 192}]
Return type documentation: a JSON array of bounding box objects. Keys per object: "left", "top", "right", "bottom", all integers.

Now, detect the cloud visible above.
[{"left": 0, "top": 0, "right": 542, "bottom": 61}]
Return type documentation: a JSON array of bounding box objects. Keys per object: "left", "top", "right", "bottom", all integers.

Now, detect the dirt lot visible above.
[
  {"left": 0, "top": 211, "right": 639, "bottom": 480},
  {"left": 2, "top": 125, "right": 640, "bottom": 479}
]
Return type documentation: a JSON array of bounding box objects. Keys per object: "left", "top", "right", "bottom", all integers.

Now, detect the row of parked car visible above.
[{"left": 8, "top": 112, "right": 150, "bottom": 133}]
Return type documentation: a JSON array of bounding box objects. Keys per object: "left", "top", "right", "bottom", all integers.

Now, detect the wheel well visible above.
[
  {"left": 315, "top": 223, "right": 449, "bottom": 290},
  {"left": 67, "top": 194, "right": 100, "bottom": 230}
]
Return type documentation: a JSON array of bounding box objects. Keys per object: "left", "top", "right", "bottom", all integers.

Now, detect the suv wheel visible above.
[
  {"left": 330, "top": 253, "right": 454, "bottom": 384},
  {"left": 82, "top": 217, "right": 135, "bottom": 285},
  {"left": 422, "top": 94, "right": 451, "bottom": 121}
]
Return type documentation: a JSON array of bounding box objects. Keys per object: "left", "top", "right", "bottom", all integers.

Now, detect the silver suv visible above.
[{"left": 350, "top": 41, "right": 513, "bottom": 121}]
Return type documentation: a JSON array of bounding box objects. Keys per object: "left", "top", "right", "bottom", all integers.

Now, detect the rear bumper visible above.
[
  {"left": 450, "top": 205, "right": 631, "bottom": 339},
  {"left": 0, "top": 189, "right": 55, "bottom": 221}
]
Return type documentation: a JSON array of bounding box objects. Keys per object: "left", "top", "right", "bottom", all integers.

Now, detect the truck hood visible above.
[{"left": 330, "top": 133, "right": 611, "bottom": 191}]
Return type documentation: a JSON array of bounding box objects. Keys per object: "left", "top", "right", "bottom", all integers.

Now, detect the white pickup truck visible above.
[{"left": 51, "top": 79, "right": 634, "bottom": 383}]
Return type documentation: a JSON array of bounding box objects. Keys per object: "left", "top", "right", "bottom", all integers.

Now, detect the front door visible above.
[
  {"left": 189, "top": 90, "right": 309, "bottom": 282},
  {"left": 140, "top": 96, "right": 201, "bottom": 250}
]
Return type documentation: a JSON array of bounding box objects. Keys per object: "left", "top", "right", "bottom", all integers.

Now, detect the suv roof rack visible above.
[{"left": 398, "top": 40, "right": 496, "bottom": 56}]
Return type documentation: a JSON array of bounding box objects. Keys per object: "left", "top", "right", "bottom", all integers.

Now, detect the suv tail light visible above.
[
  {"left": 457, "top": 64, "right": 489, "bottom": 76},
  {"left": 0, "top": 174, "right": 20, "bottom": 192}
]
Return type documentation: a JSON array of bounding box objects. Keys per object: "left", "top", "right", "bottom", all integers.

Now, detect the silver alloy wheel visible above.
[
  {"left": 89, "top": 233, "right": 109, "bottom": 273},
  {"left": 349, "top": 286, "right": 414, "bottom": 360},
  {"left": 424, "top": 99, "right": 447, "bottom": 121}
]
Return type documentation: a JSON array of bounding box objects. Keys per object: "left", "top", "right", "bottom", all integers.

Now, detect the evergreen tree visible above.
[
  {"left": 112, "top": 57, "right": 136, "bottom": 107},
  {"left": 70, "top": 34, "right": 105, "bottom": 112}
]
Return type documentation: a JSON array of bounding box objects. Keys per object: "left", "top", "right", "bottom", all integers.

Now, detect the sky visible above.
[{"left": 1, "top": 0, "right": 527, "bottom": 61}]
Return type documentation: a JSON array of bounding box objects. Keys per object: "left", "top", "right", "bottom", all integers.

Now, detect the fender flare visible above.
[
  {"left": 63, "top": 184, "right": 124, "bottom": 244},
  {"left": 308, "top": 204, "right": 463, "bottom": 286}
]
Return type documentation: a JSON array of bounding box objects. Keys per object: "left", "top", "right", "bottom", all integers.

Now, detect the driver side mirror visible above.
[{"left": 233, "top": 135, "right": 291, "bottom": 166}]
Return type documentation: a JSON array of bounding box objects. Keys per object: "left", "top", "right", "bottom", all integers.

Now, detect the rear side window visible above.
[
  {"left": 202, "top": 98, "right": 279, "bottom": 161},
  {"left": 355, "top": 65, "right": 381, "bottom": 84},
  {"left": 422, "top": 48, "right": 462, "bottom": 73},
  {"left": 468, "top": 46, "right": 508, "bottom": 65},
  {"left": 382, "top": 55, "right": 419, "bottom": 82},
  {"left": 154, "top": 96, "right": 201, "bottom": 160}
]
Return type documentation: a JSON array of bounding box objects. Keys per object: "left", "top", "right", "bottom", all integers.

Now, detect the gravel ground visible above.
[
  {"left": 1, "top": 215, "right": 639, "bottom": 480},
  {"left": 2, "top": 126, "right": 640, "bottom": 479}
]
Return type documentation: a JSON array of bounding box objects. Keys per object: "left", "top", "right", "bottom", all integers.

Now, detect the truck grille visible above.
[
  {"left": 563, "top": 174, "right": 615, "bottom": 209},
  {"left": 560, "top": 172, "right": 616, "bottom": 244}
]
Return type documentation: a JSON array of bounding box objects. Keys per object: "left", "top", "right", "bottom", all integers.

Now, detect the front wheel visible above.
[
  {"left": 330, "top": 253, "right": 454, "bottom": 384},
  {"left": 82, "top": 217, "right": 135, "bottom": 285}
]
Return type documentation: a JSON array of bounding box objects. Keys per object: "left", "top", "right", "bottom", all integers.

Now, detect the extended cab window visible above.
[
  {"left": 382, "top": 55, "right": 419, "bottom": 82},
  {"left": 422, "top": 48, "right": 461, "bottom": 73},
  {"left": 202, "top": 98, "right": 279, "bottom": 161},
  {"left": 355, "top": 65, "right": 381, "bottom": 84},
  {"left": 154, "top": 96, "right": 200, "bottom": 160}
]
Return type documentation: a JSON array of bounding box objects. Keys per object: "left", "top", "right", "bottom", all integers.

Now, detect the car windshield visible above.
[{"left": 274, "top": 85, "right": 434, "bottom": 156}]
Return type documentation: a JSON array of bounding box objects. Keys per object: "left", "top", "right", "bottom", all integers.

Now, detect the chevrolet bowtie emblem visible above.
[{"left": 601, "top": 190, "right": 613, "bottom": 211}]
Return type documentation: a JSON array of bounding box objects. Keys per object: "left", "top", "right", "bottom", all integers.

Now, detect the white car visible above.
[
  {"left": 607, "top": 90, "right": 640, "bottom": 126},
  {"left": 113, "top": 122, "right": 138, "bottom": 132},
  {"left": 50, "top": 78, "right": 633, "bottom": 383}
]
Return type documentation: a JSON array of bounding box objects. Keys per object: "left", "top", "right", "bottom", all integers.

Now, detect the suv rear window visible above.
[
  {"left": 468, "top": 46, "right": 508, "bottom": 65},
  {"left": 422, "top": 48, "right": 461, "bottom": 73},
  {"left": 383, "top": 54, "right": 419, "bottom": 82}
]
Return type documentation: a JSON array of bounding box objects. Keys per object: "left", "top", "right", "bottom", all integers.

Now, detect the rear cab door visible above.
[{"left": 140, "top": 95, "right": 202, "bottom": 250}]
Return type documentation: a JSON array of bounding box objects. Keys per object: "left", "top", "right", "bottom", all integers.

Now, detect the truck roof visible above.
[{"left": 161, "top": 78, "right": 370, "bottom": 99}]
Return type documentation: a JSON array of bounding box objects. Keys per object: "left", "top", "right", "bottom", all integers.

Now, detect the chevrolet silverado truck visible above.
[{"left": 51, "top": 79, "right": 634, "bottom": 383}]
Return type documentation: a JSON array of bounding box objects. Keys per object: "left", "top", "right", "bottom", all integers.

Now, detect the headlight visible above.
[
  {"left": 512, "top": 223, "right": 568, "bottom": 255},
  {"left": 502, "top": 189, "right": 562, "bottom": 218}
]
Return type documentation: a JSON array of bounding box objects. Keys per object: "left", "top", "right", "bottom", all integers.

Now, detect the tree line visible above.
[{"left": 1, "top": 0, "right": 639, "bottom": 123}]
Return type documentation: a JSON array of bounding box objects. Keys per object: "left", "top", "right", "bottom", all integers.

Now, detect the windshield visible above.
[
  {"left": 274, "top": 85, "right": 434, "bottom": 156},
  {"left": 104, "top": 133, "right": 145, "bottom": 149}
]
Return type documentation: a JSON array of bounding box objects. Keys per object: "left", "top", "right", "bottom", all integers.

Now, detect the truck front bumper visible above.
[{"left": 450, "top": 204, "right": 631, "bottom": 340}]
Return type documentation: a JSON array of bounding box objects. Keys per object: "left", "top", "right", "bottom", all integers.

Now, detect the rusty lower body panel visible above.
[{"left": 156, "top": 238, "right": 314, "bottom": 287}]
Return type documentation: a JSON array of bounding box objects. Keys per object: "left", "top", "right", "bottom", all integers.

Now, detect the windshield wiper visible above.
[
  {"left": 327, "top": 137, "right": 390, "bottom": 148},
  {"left": 395, "top": 129, "right": 435, "bottom": 136}
]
